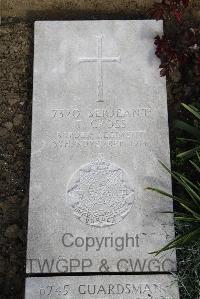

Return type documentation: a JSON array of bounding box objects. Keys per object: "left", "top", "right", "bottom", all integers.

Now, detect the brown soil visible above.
[
  {"left": 0, "top": 21, "right": 33, "bottom": 299},
  {"left": 2, "top": 0, "right": 154, "bottom": 18},
  {"left": 2, "top": 0, "right": 200, "bottom": 19}
]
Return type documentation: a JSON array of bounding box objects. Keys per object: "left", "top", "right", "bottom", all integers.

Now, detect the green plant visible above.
[
  {"left": 146, "top": 153, "right": 200, "bottom": 255},
  {"left": 175, "top": 103, "right": 200, "bottom": 159},
  {"left": 176, "top": 225, "right": 200, "bottom": 298}
]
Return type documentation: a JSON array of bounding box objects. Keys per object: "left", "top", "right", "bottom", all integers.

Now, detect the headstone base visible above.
[{"left": 25, "top": 274, "right": 180, "bottom": 298}]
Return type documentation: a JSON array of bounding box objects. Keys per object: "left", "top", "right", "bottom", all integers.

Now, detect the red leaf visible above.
[
  {"left": 173, "top": 10, "right": 183, "bottom": 23},
  {"left": 196, "top": 54, "right": 200, "bottom": 71},
  {"left": 160, "top": 66, "right": 168, "bottom": 77},
  {"left": 178, "top": 53, "right": 188, "bottom": 65},
  {"left": 182, "top": 0, "right": 189, "bottom": 7},
  {"left": 148, "top": 4, "right": 165, "bottom": 20}
]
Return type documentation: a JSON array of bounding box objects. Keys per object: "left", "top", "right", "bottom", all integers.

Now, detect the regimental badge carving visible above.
[{"left": 67, "top": 156, "right": 134, "bottom": 227}]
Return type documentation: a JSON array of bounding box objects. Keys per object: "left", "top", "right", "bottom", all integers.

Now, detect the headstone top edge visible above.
[
  {"left": 34, "top": 19, "right": 163, "bottom": 29},
  {"left": 25, "top": 273, "right": 176, "bottom": 280}
]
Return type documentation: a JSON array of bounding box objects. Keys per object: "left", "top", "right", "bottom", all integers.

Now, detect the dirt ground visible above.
[
  {"left": 0, "top": 21, "right": 33, "bottom": 299},
  {"left": 2, "top": 0, "right": 154, "bottom": 17},
  {"left": 2, "top": 0, "right": 200, "bottom": 19}
]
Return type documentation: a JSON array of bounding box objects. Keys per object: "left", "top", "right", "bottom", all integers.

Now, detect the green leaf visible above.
[
  {"left": 177, "top": 137, "right": 199, "bottom": 143},
  {"left": 150, "top": 227, "right": 200, "bottom": 255},
  {"left": 175, "top": 120, "right": 200, "bottom": 139},
  {"left": 158, "top": 162, "right": 191, "bottom": 188},
  {"left": 177, "top": 146, "right": 200, "bottom": 159},
  {"left": 182, "top": 103, "right": 200, "bottom": 121},
  {"left": 174, "top": 212, "right": 200, "bottom": 222},
  {"left": 146, "top": 187, "right": 198, "bottom": 213},
  {"left": 190, "top": 160, "right": 200, "bottom": 173},
  {"left": 197, "top": 151, "right": 200, "bottom": 162},
  {"left": 159, "top": 161, "right": 199, "bottom": 199},
  {"left": 175, "top": 216, "right": 200, "bottom": 222},
  {"left": 180, "top": 177, "right": 200, "bottom": 205},
  {"left": 180, "top": 203, "right": 200, "bottom": 218},
  {"left": 175, "top": 172, "right": 199, "bottom": 192}
]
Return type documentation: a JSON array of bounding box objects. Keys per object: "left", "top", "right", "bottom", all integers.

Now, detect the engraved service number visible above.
[{"left": 39, "top": 285, "right": 69, "bottom": 296}]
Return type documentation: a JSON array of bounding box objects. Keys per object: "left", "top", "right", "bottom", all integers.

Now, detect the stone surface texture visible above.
[
  {"left": 25, "top": 275, "right": 180, "bottom": 298},
  {"left": 26, "top": 20, "right": 176, "bottom": 274}
]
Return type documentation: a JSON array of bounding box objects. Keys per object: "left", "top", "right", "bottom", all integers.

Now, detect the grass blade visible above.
[
  {"left": 177, "top": 146, "right": 200, "bottom": 158},
  {"left": 150, "top": 227, "right": 200, "bottom": 255},
  {"left": 182, "top": 103, "right": 200, "bottom": 121},
  {"left": 146, "top": 187, "right": 199, "bottom": 213},
  {"left": 190, "top": 160, "right": 200, "bottom": 173},
  {"left": 175, "top": 120, "right": 200, "bottom": 139}
]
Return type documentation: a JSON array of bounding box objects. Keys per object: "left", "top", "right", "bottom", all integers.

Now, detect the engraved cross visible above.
[{"left": 79, "top": 35, "right": 121, "bottom": 102}]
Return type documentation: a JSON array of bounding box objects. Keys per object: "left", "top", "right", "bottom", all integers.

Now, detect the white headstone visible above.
[
  {"left": 25, "top": 275, "right": 180, "bottom": 298},
  {"left": 27, "top": 20, "right": 176, "bottom": 274}
]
